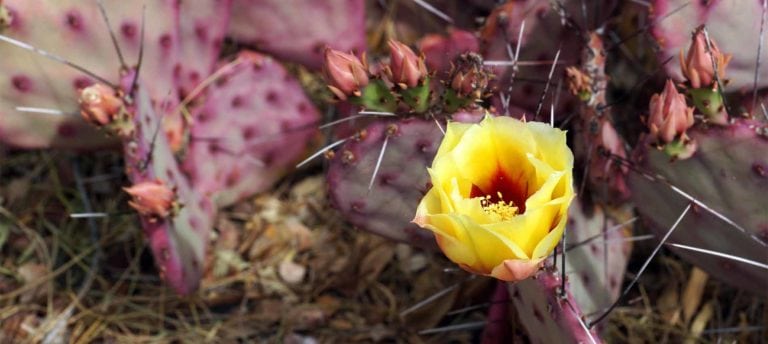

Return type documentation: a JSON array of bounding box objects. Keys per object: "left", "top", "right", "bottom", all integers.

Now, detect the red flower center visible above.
[{"left": 470, "top": 168, "right": 529, "bottom": 214}]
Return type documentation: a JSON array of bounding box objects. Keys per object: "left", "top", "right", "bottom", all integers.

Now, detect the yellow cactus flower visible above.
[{"left": 413, "top": 116, "right": 574, "bottom": 282}]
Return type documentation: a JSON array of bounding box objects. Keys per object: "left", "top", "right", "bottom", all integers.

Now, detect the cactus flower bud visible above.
[
  {"left": 323, "top": 48, "right": 369, "bottom": 100},
  {"left": 124, "top": 181, "right": 176, "bottom": 220},
  {"left": 451, "top": 68, "right": 484, "bottom": 97},
  {"left": 386, "top": 39, "right": 427, "bottom": 88},
  {"left": 648, "top": 80, "right": 694, "bottom": 143},
  {"left": 78, "top": 84, "right": 123, "bottom": 126},
  {"left": 680, "top": 26, "right": 732, "bottom": 89}
]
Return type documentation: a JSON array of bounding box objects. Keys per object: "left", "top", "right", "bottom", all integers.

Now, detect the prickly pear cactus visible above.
[
  {"left": 567, "top": 32, "right": 631, "bottom": 203},
  {"left": 0, "top": 0, "right": 329, "bottom": 294},
  {"left": 564, "top": 199, "right": 633, "bottom": 317},
  {"left": 630, "top": 119, "right": 768, "bottom": 296},
  {"left": 479, "top": 0, "right": 580, "bottom": 116},
  {"left": 491, "top": 198, "right": 632, "bottom": 343},
  {"left": 124, "top": 87, "right": 214, "bottom": 295},
  {"left": 183, "top": 51, "right": 320, "bottom": 208},
  {"left": 0, "top": 0, "right": 229, "bottom": 149},
  {"left": 326, "top": 118, "right": 442, "bottom": 247},
  {"left": 652, "top": 0, "right": 768, "bottom": 90},
  {"left": 228, "top": 0, "right": 365, "bottom": 70},
  {"left": 174, "top": 0, "right": 232, "bottom": 97},
  {"left": 321, "top": 34, "right": 495, "bottom": 247},
  {"left": 508, "top": 268, "right": 603, "bottom": 344},
  {"left": 418, "top": 29, "right": 479, "bottom": 75},
  {"left": 0, "top": 0, "right": 159, "bottom": 148}
]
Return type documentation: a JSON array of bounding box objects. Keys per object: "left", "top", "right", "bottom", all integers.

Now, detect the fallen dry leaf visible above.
[
  {"left": 16, "top": 262, "right": 50, "bottom": 303},
  {"left": 681, "top": 267, "right": 709, "bottom": 324}
]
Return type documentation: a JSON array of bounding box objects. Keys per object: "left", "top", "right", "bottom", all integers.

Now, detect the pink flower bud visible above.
[
  {"left": 387, "top": 40, "right": 427, "bottom": 88},
  {"left": 680, "top": 26, "right": 732, "bottom": 89},
  {"left": 648, "top": 79, "right": 694, "bottom": 143},
  {"left": 323, "top": 48, "right": 369, "bottom": 100},
  {"left": 78, "top": 84, "right": 123, "bottom": 126},
  {"left": 123, "top": 181, "right": 175, "bottom": 219}
]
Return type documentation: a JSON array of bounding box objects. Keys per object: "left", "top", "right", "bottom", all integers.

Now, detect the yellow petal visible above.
[
  {"left": 434, "top": 121, "right": 474, "bottom": 161},
  {"left": 447, "top": 123, "right": 502, "bottom": 191},
  {"left": 525, "top": 121, "right": 573, "bottom": 170},
  {"left": 420, "top": 214, "right": 479, "bottom": 268},
  {"left": 532, "top": 206, "right": 570, "bottom": 259},
  {"left": 458, "top": 215, "right": 529, "bottom": 272}
]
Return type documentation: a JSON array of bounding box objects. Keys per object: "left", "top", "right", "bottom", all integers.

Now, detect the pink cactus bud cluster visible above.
[
  {"left": 648, "top": 80, "right": 695, "bottom": 144},
  {"left": 385, "top": 40, "right": 427, "bottom": 89},
  {"left": 78, "top": 84, "right": 123, "bottom": 126},
  {"left": 123, "top": 181, "right": 176, "bottom": 220},
  {"left": 323, "top": 48, "right": 369, "bottom": 100},
  {"left": 321, "top": 40, "right": 492, "bottom": 114},
  {"left": 680, "top": 26, "right": 732, "bottom": 89}
]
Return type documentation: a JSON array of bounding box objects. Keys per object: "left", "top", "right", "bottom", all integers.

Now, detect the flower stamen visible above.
[{"left": 480, "top": 192, "right": 518, "bottom": 221}]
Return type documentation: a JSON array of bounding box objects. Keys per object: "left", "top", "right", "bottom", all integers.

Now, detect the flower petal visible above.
[
  {"left": 525, "top": 121, "right": 573, "bottom": 171},
  {"left": 420, "top": 214, "right": 480, "bottom": 268},
  {"left": 448, "top": 122, "right": 503, "bottom": 190},
  {"left": 458, "top": 215, "right": 530, "bottom": 271},
  {"left": 490, "top": 258, "right": 543, "bottom": 282},
  {"left": 434, "top": 121, "right": 474, "bottom": 161},
  {"left": 532, "top": 210, "right": 568, "bottom": 259}
]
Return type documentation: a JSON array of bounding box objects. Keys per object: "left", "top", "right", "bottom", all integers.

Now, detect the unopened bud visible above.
[
  {"left": 387, "top": 40, "right": 427, "bottom": 88},
  {"left": 323, "top": 48, "right": 369, "bottom": 100},
  {"left": 123, "top": 180, "right": 175, "bottom": 219},
  {"left": 680, "top": 26, "right": 732, "bottom": 89},
  {"left": 648, "top": 79, "right": 694, "bottom": 143},
  {"left": 78, "top": 84, "right": 122, "bottom": 126}
]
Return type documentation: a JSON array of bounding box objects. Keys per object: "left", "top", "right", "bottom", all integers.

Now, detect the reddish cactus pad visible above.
[
  {"left": 326, "top": 118, "right": 442, "bottom": 247},
  {"left": 479, "top": 0, "right": 580, "bottom": 116},
  {"left": 652, "top": 0, "right": 768, "bottom": 90},
  {"left": 0, "top": 0, "right": 230, "bottom": 149},
  {"left": 630, "top": 119, "right": 768, "bottom": 296},
  {"left": 564, "top": 199, "right": 632, "bottom": 317},
  {"left": 183, "top": 51, "right": 320, "bottom": 208},
  {"left": 508, "top": 269, "right": 603, "bottom": 344},
  {"left": 228, "top": 0, "right": 366, "bottom": 70},
  {"left": 124, "top": 88, "right": 214, "bottom": 295},
  {"left": 418, "top": 29, "right": 479, "bottom": 75}
]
